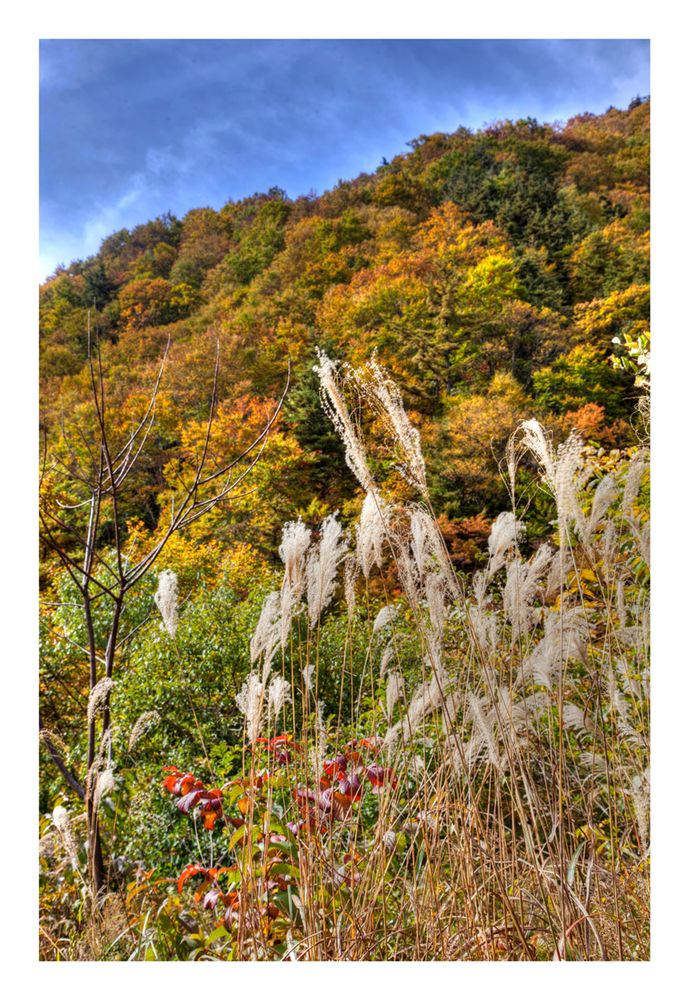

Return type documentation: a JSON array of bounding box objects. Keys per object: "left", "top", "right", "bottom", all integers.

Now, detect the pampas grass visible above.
[
  {"left": 77, "top": 354, "right": 649, "bottom": 963},
  {"left": 154, "top": 569, "right": 179, "bottom": 638},
  {"left": 305, "top": 512, "right": 348, "bottom": 627}
]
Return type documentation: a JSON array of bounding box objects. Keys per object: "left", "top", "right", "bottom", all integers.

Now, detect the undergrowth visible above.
[{"left": 39, "top": 354, "right": 649, "bottom": 961}]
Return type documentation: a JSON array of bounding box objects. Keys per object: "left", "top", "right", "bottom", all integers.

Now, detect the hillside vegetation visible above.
[{"left": 39, "top": 99, "right": 650, "bottom": 960}]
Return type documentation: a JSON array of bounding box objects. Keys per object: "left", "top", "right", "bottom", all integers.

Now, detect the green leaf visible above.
[{"left": 206, "top": 926, "right": 230, "bottom": 945}]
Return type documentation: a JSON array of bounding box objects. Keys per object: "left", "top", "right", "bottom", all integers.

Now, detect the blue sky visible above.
[{"left": 39, "top": 39, "right": 649, "bottom": 280}]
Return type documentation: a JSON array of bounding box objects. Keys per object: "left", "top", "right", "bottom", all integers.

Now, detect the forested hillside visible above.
[
  {"left": 40, "top": 98, "right": 649, "bottom": 557},
  {"left": 39, "top": 99, "right": 650, "bottom": 961}
]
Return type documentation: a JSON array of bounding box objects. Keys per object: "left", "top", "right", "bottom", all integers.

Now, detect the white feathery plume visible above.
[
  {"left": 395, "top": 539, "right": 421, "bottom": 610},
  {"left": 302, "top": 664, "right": 316, "bottom": 692},
  {"left": 525, "top": 542, "right": 553, "bottom": 592},
  {"left": 267, "top": 675, "right": 292, "bottom": 722},
  {"left": 39, "top": 728, "right": 68, "bottom": 758},
  {"left": 279, "top": 519, "right": 312, "bottom": 648},
  {"left": 502, "top": 544, "right": 552, "bottom": 638},
  {"left": 84, "top": 729, "right": 113, "bottom": 819},
  {"left": 410, "top": 508, "right": 430, "bottom": 580},
  {"left": 491, "top": 687, "right": 530, "bottom": 753},
  {"left": 634, "top": 521, "right": 650, "bottom": 565},
  {"left": 88, "top": 677, "right": 114, "bottom": 727},
  {"left": 562, "top": 702, "right": 592, "bottom": 736},
  {"left": 519, "top": 420, "right": 586, "bottom": 535},
  {"left": 615, "top": 657, "right": 642, "bottom": 700},
  {"left": 441, "top": 690, "right": 462, "bottom": 735},
  {"left": 544, "top": 548, "right": 572, "bottom": 601},
  {"left": 629, "top": 768, "right": 650, "bottom": 850},
  {"left": 52, "top": 805, "right": 69, "bottom": 832},
  {"left": 608, "top": 671, "right": 643, "bottom": 748},
  {"left": 314, "top": 350, "right": 376, "bottom": 493},
  {"left": 39, "top": 830, "right": 59, "bottom": 860},
  {"left": 640, "top": 662, "right": 650, "bottom": 702},
  {"left": 583, "top": 473, "right": 618, "bottom": 545},
  {"left": 617, "top": 624, "right": 646, "bottom": 652},
  {"left": 279, "top": 518, "right": 312, "bottom": 595},
  {"left": 425, "top": 572, "right": 448, "bottom": 638},
  {"left": 93, "top": 767, "right": 116, "bottom": 813},
  {"left": 425, "top": 634, "right": 444, "bottom": 675},
  {"left": 306, "top": 512, "right": 348, "bottom": 627},
  {"left": 278, "top": 579, "right": 297, "bottom": 649},
  {"left": 235, "top": 672, "right": 267, "bottom": 744},
  {"left": 467, "top": 692, "right": 501, "bottom": 769},
  {"left": 462, "top": 734, "right": 483, "bottom": 770},
  {"left": 379, "top": 642, "right": 395, "bottom": 676},
  {"left": 619, "top": 591, "right": 649, "bottom": 652},
  {"left": 52, "top": 805, "right": 79, "bottom": 868},
  {"left": 373, "top": 604, "right": 397, "bottom": 635},
  {"left": 343, "top": 555, "right": 358, "bottom": 621},
  {"left": 543, "top": 607, "right": 589, "bottom": 685},
  {"left": 409, "top": 754, "right": 428, "bottom": 778},
  {"left": 250, "top": 591, "right": 281, "bottom": 670},
  {"left": 519, "top": 418, "right": 557, "bottom": 486},
  {"left": 493, "top": 685, "right": 514, "bottom": 724},
  {"left": 599, "top": 520, "right": 618, "bottom": 584},
  {"left": 581, "top": 751, "right": 609, "bottom": 780},
  {"left": 383, "top": 669, "right": 449, "bottom": 749},
  {"left": 523, "top": 607, "right": 589, "bottom": 689},
  {"left": 505, "top": 429, "right": 520, "bottom": 507},
  {"left": 279, "top": 583, "right": 296, "bottom": 651},
  {"left": 487, "top": 511, "right": 524, "bottom": 578},
  {"left": 469, "top": 604, "right": 498, "bottom": 656},
  {"left": 154, "top": 569, "right": 179, "bottom": 638},
  {"left": 88, "top": 728, "right": 112, "bottom": 779},
  {"left": 460, "top": 690, "right": 547, "bottom": 771},
  {"left": 356, "top": 491, "right": 388, "bottom": 578},
  {"left": 403, "top": 667, "right": 450, "bottom": 738},
  {"left": 622, "top": 449, "right": 648, "bottom": 517},
  {"left": 504, "top": 691, "right": 549, "bottom": 733},
  {"left": 553, "top": 435, "right": 588, "bottom": 536},
  {"left": 382, "top": 720, "right": 402, "bottom": 749},
  {"left": 383, "top": 830, "right": 398, "bottom": 851},
  {"left": 410, "top": 507, "right": 449, "bottom": 581},
  {"left": 385, "top": 672, "right": 405, "bottom": 723},
  {"left": 128, "top": 710, "right": 161, "bottom": 751},
  {"left": 413, "top": 506, "right": 459, "bottom": 597},
  {"left": 616, "top": 579, "right": 628, "bottom": 628},
  {"left": 472, "top": 568, "right": 489, "bottom": 610},
  {"left": 357, "top": 358, "right": 428, "bottom": 492}
]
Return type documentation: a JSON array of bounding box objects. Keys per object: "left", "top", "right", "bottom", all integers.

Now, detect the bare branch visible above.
[
  {"left": 112, "top": 335, "right": 170, "bottom": 466},
  {"left": 115, "top": 612, "right": 152, "bottom": 650},
  {"left": 39, "top": 728, "right": 85, "bottom": 800},
  {"left": 43, "top": 623, "right": 107, "bottom": 666}
]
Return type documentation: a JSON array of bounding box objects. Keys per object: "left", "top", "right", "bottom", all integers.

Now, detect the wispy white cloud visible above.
[
  {"left": 41, "top": 174, "right": 149, "bottom": 280},
  {"left": 39, "top": 39, "right": 649, "bottom": 277}
]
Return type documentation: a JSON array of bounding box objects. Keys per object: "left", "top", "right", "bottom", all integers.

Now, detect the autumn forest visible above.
[{"left": 39, "top": 96, "right": 650, "bottom": 960}]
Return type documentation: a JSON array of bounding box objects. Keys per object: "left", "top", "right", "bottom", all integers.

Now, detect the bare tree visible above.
[{"left": 39, "top": 325, "right": 288, "bottom": 896}]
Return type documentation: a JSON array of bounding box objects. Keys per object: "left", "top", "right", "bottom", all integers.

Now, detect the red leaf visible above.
[
  {"left": 176, "top": 790, "right": 203, "bottom": 814},
  {"left": 202, "top": 807, "right": 222, "bottom": 831},
  {"left": 366, "top": 765, "right": 396, "bottom": 788},
  {"left": 203, "top": 888, "right": 222, "bottom": 910},
  {"left": 177, "top": 864, "right": 205, "bottom": 893}
]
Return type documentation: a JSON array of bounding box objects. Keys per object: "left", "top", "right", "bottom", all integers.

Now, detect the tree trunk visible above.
[{"left": 87, "top": 799, "right": 106, "bottom": 897}]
